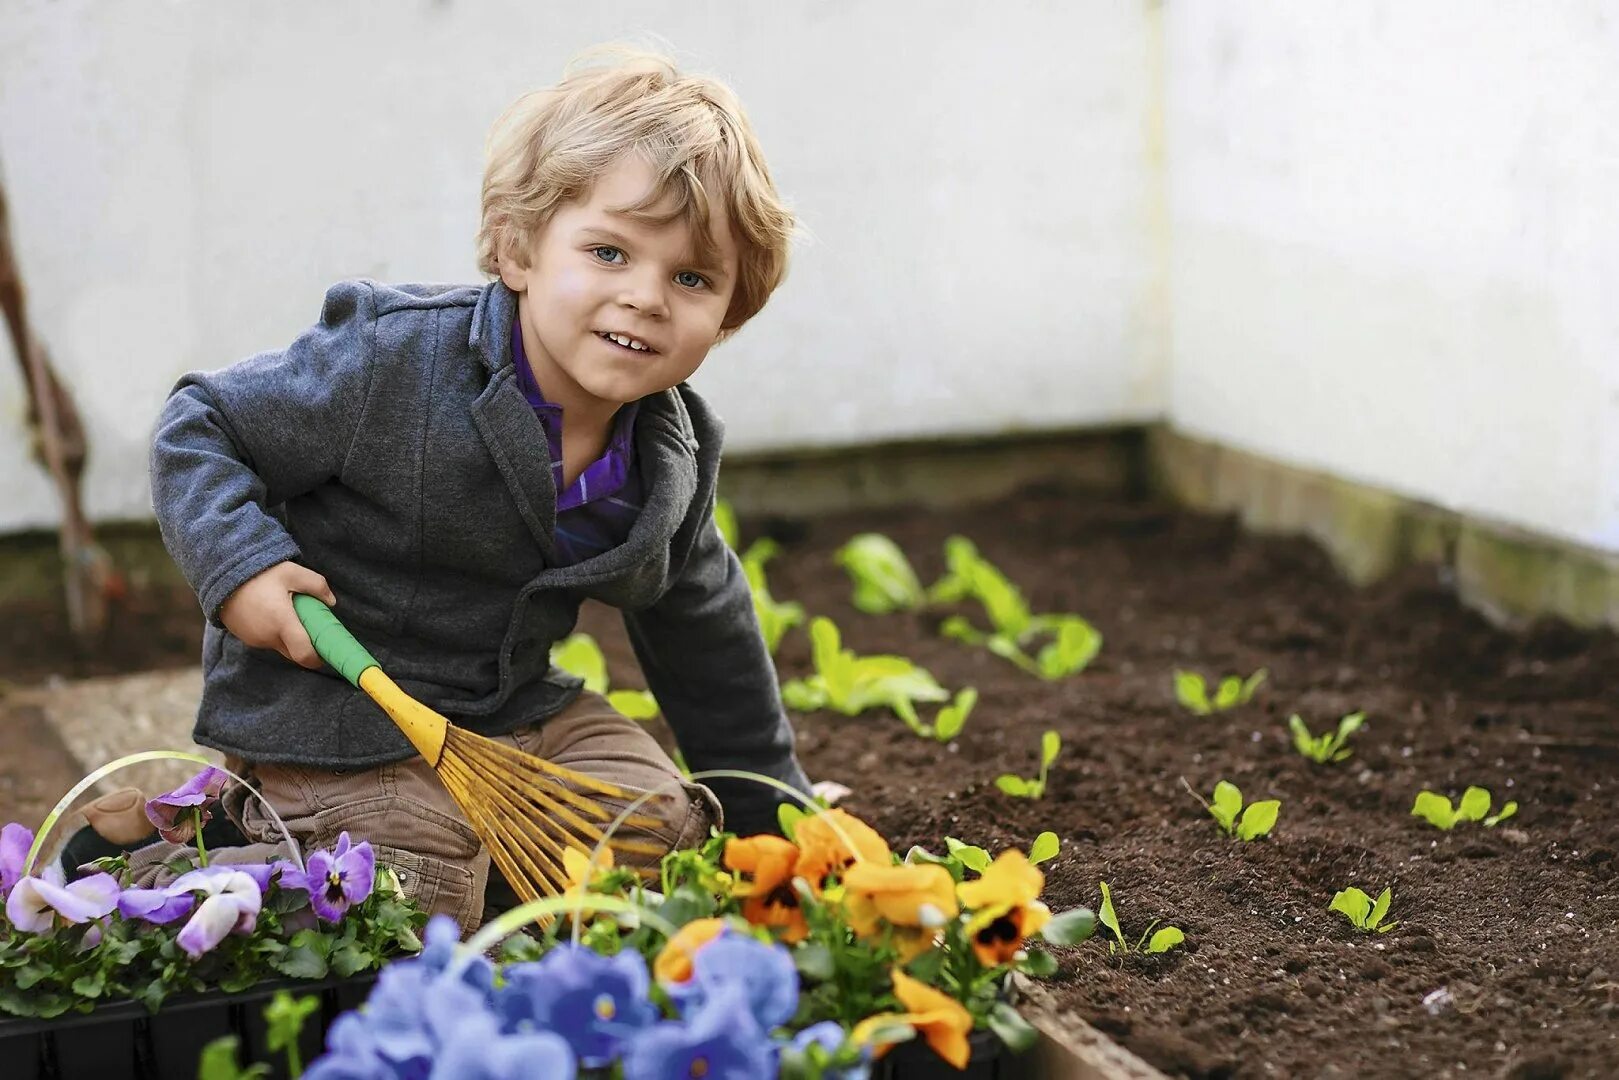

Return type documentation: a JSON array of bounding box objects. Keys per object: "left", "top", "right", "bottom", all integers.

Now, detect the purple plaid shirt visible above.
[{"left": 512, "top": 322, "right": 644, "bottom": 565}]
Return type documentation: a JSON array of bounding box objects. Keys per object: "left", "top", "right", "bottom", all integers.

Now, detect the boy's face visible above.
[{"left": 499, "top": 153, "right": 739, "bottom": 420}]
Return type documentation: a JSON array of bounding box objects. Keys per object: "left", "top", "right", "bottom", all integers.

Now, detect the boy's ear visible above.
[{"left": 496, "top": 232, "right": 534, "bottom": 291}]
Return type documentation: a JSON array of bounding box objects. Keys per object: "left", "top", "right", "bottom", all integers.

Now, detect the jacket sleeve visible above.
[
  {"left": 149, "top": 281, "right": 376, "bottom": 625},
  {"left": 622, "top": 491, "right": 814, "bottom": 838}
]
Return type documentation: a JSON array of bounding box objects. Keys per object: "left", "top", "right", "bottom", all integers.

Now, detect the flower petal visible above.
[
  {"left": 176, "top": 894, "right": 244, "bottom": 958},
  {"left": 118, "top": 887, "right": 196, "bottom": 925},
  {"left": 0, "top": 822, "right": 34, "bottom": 895},
  {"left": 5, "top": 877, "right": 56, "bottom": 933}
]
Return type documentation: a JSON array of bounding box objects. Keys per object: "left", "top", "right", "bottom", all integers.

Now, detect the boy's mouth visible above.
[{"left": 595, "top": 331, "right": 658, "bottom": 355}]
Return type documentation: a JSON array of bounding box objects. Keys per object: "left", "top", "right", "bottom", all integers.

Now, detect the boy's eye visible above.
[
  {"left": 591, "top": 245, "right": 708, "bottom": 290},
  {"left": 591, "top": 245, "right": 625, "bottom": 265},
  {"left": 675, "top": 270, "right": 708, "bottom": 290}
]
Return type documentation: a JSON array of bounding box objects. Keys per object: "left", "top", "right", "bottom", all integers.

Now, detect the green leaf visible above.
[
  {"left": 944, "top": 837, "right": 991, "bottom": 873},
  {"left": 932, "top": 687, "right": 977, "bottom": 742},
  {"left": 1240, "top": 668, "right": 1268, "bottom": 702},
  {"left": 550, "top": 633, "right": 609, "bottom": 694},
  {"left": 780, "top": 678, "right": 825, "bottom": 712},
  {"left": 197, "top": 1036, "right": 268, "bottom": 1080},
  {"left": 1457, "top": 787, "right": 1492, "bottom": 823},
  {"left": 1028, "top": 831, "right": 1060, "bottom": 865},
  {"left": 995, "top": 774, "right": 1033, "bottom": 798},
  {"left": 1097, "top": 882, "right": 1124, "bottom": 948},
  {"left": 1173, "top": 671, "right": 1211, "bottom": 715},
  {"left": 1034, "top": 617, "right": 1102, "bottom": 679},
  {"left": 1017, "top": 945, "right": 1059, "bottom": 976},
  {"left": 1237, "top": 799, "right": 1281, "bottom": 841},
  {"left": 1040, "top": 730, "right": 1062, "bottom": 768},
  {"left": 1411, "top": 791, "right": 1458, "bottom": 830},
  {"left": 1288, "top": 715, "right": 1321, "bottom": 761},
  {"left": 713, "top": 498, "right": 740, "bottom": 549},
  {"left": 777, "top": 802, "right": 806, "bottom": 840},
  {"left": 1209, "top": 781, "right": 1243, "bottom": 834},
  {"left": 1146, "top": 927, "right": 1185, "bottom": 954},
  {"left": 606, "top": 689, "right": 660, "bottom": 720},
  {"left": 1485, "top": 801, "right": 1518, "bottom": 827},
  {"left": 1041, "top": 906, "right": 1097, "bottom": 946},
  {"left": 1368, "top": 887, "right": 1393, "bottom": 930},
  {"left": 71, "top": 972, "right": 106, "bottom": 999},
  {"left": 272, "top": 943, "right": 328, "bottom": 980},
  {"left": 1337, "top": 711, "right": 1366, "bottom": 740},
  {"left": 793, "top": 942, "right": 835, "bottom": 982},
  {"left": 835, "top": 534, "right": 926, "bottom": 614},
  {"left": 1329, "top": 887, "right": 1372, "bottom": 929},
  {"left": 1213, "top": 676, "right": 1243, "bottom": 710},
  {"left": 988, "top": 1001, "right": 1041, "bottom": 1053}
]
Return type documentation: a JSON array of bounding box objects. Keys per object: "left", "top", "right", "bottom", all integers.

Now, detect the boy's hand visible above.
[{"left": 219, "top": 561, "right": 338, "bottom": 670}]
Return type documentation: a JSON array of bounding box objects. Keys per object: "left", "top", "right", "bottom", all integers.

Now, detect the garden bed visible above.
[{"left": 586, "top": 485, "right": 1616, "bottom": 1080}]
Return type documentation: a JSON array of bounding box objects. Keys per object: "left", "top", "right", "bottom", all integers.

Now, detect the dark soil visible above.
[
  {"left": 6, "top": 485, "right": 1616, "bottom": 1078},
  {"left": 686, "top": 486, "right": 1617, "bottom": 1080}
]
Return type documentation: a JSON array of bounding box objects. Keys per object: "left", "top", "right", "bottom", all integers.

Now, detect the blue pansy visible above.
[
  {"left": 306, "top": 961, "right": 490, "bottom": 1076},
  {"left": 785, "top": 1021, "right": 874, "bottom": 1080},
  {"left": 429, "top": 1010, "right": 577, "bottom": 1080},
  {"left": 496, "top": 943, "right": 658, "bottom": 1067},
  {"left": 623, "top": 984, "right": 774, "bottom": 1080},
  {"left": 413, "top": 913, "right": 496, "bottom": 998},
  {"left": 682, "top": 933, "right": 799, "bottom": 1031}
]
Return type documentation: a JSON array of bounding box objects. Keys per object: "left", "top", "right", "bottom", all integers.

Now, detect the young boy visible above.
[{"left": 130, "top": 46, "right": 813, "bottom": 932}]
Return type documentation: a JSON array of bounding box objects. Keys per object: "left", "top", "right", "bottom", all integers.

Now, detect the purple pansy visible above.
[
  {"left": 682, "top": 933, "right": 800, "bottom": 1031},
  {"left": 4, "top": 865, "right": 120, "bottom": 933},
  {"left": 286, "top": 832, "right": 375, "bottom": 922},
  {"left": 496, "top": 943, "right": 658, "bottom": 1067},
  {"left": 1, "top": 822, "right": 33, "bottom": 898},
  {"left": 429, "top": 1009, "right": 577, "bottom": 1080},
  {"left": 786, "top": 1021, "right": 873, "bottom": 1080},
  {"left": 145, "top": 767, "right": 228, "bottom": 843},
  {"left": 622, "top": 984, "right": 774, "bottom": 1080},
  {"left": 414, "top": 913, "right": 496, "bottom": 997},
  {"left": 117, "top": 884, "right": 197, "bottom": 926},
  {"left": 172, "top": 867, "right": 262, "bottom": 958}
]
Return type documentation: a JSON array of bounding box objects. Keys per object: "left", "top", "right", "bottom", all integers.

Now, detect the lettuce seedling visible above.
[
  {"left": 739, "top": 537, "right": 806, "bottom": 655},
  {"left": 1097, "top": 881, "right": 1184, "bottom": 956},
  {"left": 835, "top": 533, "right": 927, "bottom": 614},
  {"left": 780, "top": 617, "right": 952, "bottom": 736},
  {"left": 550, "top": 633, "right": 662, "bottom": 720},
  {"left": 1173, "top": 668, "right": 1267, "bottom": 715},
  {"left": 1186, "top": 779, "right": 1280, "bottom": 841},
  {"left": 1028, "top": 830, "right": 1060, "bottom": 866},
  {"left": 995, "top": 730, "right": 1060, "bottom": 799},
  {"left": 1289, "top": 711, "right": 1365, "bottom": 764},
  {"left": 1329, "top": 886, "right": 1396, "bottom": 934},
  {"left": 1410, "top": 787, "right": 1517, "bottom": 830},
  {"left": 931, "top": 536, "right": 1102, "bottom": 680}
]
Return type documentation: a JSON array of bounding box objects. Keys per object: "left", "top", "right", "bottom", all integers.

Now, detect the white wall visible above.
[
  {"left": 1164, "top": 3, "right": 1619, "bottom": 554},
  {"left": 0, "top": 1, "right": 1162, "bottom": 532}
]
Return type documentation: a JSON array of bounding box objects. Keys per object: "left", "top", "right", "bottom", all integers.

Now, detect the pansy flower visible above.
[
  {"left": 785, "top": 1021, "right": 873, "bottom": 1080},
  {"left": 171, "top": 866, "right": 262, "bottom": 958},
  {"left": 652, "top": 917, "right": 728, "bottom": 985},
  {"left": 723, "top": 834, "right": 808, "bottom": 943},
  {"left": 622, "top": 984, "right": 773, "bottom": 1080},
  {"left": 285, "top": 832, "right": 375, "bottom": 922},
  {"left": 682, "top": 933, "right": 799, "bottom": 1032},
  {"left": 850, "top": 969, "right": 974, "bottom": 1070},
  {"left": 792, "top": 810, "right": 890, "bottom": 884},
  {"left": 841, "top": 861, "right": 959, "bottom": 961},
  {"left": 144, "top": 766, "right": 228, "bottom": 844},
  {"left": 1, "top": 822, "right": 33, "bottom": 899},
  {"left": 956, "top": 850, "right": 1051, "bottom": 966},
  {"left": 496, "top": 942, "right": 657, "bottom": 1067},
  {"left": 4, "top": 865, "right": 120, "bottom": 933}
]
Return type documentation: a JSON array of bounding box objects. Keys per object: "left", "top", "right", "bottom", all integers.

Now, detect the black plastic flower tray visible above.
[
  {"left": 877, "top": 1027, "right": 1036, "bottom": 1080},
  {"left": 0, "top": 973, "right": 375, "bottom": 1080}
]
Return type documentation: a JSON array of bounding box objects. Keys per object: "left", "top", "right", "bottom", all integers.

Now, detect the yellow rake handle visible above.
[{"left": 292, "top": 594, "right": 448, "bottom": 766}]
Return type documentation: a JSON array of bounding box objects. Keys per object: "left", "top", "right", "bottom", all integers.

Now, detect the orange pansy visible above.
[
  {"left": 850, "top": 969, "right": 974, "bottom": 1069},
  {"left": 725, "top": 833, "right": 810, "bottom": 943},
  {"left": 958, "top": 850, "right": 1051, "bottom": 966},
  {"left": 793, "top": 809, "right": 891, "bottom": 883},
  {"left": 652, "top": 917, "right": 727, "bottom": 984}
]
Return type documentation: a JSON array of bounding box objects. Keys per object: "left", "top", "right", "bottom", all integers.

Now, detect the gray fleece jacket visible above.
[{"left": 149, "top": 278, "right": 811, "bottom": 836}]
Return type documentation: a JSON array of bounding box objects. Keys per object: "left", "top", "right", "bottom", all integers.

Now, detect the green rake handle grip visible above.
[{"left": 292, "top": 594, "right": 380, "bottom": 688}]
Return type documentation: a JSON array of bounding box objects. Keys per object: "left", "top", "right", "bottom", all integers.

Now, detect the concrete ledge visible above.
[{"left": 1148, "top": 426, "right": 1619, "bottom": 631}]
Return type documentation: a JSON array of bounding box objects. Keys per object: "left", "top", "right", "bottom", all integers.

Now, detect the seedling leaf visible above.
[
  {"left": 944, "top": 837, "right": 991, "bottom": 874},
  {"left": 1146, "top": 927, "right": 1185, "bottom": 954},
  {"left": 996, "top": 775, "right": 1034, "bottom": 798},
  {"left": 606, "top": 689, "right": 659, "bottom": 720},
  {"left": 1329, "top": 887, "right": 1372, "bottom": 927},
  {"left": 1041, "top": 730, "right": 1062, "bottom": 768},
  {"left": 1457, "top": 786, "right": 1492, "bottom": 823},
  {"left": 1173, "top": 671, "right": 1211, "bottom": 715},
  {"left": 714, "top": 498, "right": 740, "bottom": 549},
  {"left": 1368, "top": 886, "right": 1392, "bottom": 930},
  {"left": 777, "top": 803, "right": 806, "bottom": 840},
  {"left": 1213, "top": 676, "right": 1244, "bottom": 711},
  {"left": 550, "top": 634, "right": 609, "bottom": 694},
  {"left": 1209, "top": 781, "right": 1243, "bottom": 834},
  {"left": 1485, "top": 801, "right": 1518, "bottom": 827},
  {"left": 1411, "top": 790, "right": 1458, "bottom": 830},
  {"left": 1097, "top": 882, "right": 1124, "bottom": 950},
  {"left": 1040, "top": 906, "right": 1097, "bottom": 946},
  {"left": 1237, "top": 799, "right": 1280, "bottom": 841},
  {"left": 1028, "top": 831, "right": 1060, "bottom": 865},
  {"left": 835, "top": 533, "right": 927, "bottom": 615},
  {"left": 933, "top": 687, "right": 978, "bottom": 742}
]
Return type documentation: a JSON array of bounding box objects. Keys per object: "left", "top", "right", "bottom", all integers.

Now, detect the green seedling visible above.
[
  {"left": 904, "top": 829, "right": 1061, "bottom": 884},
  {"left": 780, "top": 617, "right": 953, "bottom": 737},
  {"left": 1183, "top": 778, "right": 1280, "bottom": 841},
  {"left": 1410, "top": 787, "right": 1517, "bottom": 830},
  {"left": 995, "top": 730, "right": 1060, "bottom": 799},
  {"left": 835, "top": 533, "right": 927, "bottom": 614},
  {"left": 1028, "top": 830, "right": 1060, "bottom": 866},
  {"left": 930, "top": 536, "right": 1102, "bottom": 680},
  {"left": 715, "top": 499, "right": 805, "bottom": 654},
  {"left": 1329, "top": 886, "right": 1397, "bottom": 934},
  {"left": 550, "top": 633, "right": 662, "bottom": 720},
  {"left": 1172, "top": 668, "right": 1267, "bottom": 715},
  {"left": 1097, "top": 881, "right": 1184, "bottom": 956},
  {"left": 1289, "top": 711, "right": 1365, "bottom": 764}
]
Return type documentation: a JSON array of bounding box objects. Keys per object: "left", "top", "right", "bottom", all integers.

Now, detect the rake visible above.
[{"left": 292, "top": 594, "right": 670, "bottom": 901}]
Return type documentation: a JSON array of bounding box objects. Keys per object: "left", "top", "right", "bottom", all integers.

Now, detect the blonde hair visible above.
[{"left": 478, "top": 45, "right": 798, "bottom": 343}]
